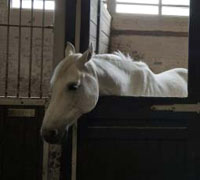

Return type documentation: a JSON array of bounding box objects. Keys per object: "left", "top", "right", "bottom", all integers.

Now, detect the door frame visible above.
[{"left": 58, "top": 0, "right": 200, "bottom": 179}]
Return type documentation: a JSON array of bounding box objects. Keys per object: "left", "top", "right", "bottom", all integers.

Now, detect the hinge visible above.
[{"left": 151, "top": 103, "right": 200, "bottom": 113}]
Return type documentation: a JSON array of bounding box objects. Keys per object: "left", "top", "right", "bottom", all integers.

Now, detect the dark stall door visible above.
[
  {"left": 0, "top": 105, "right": 44, "bottom": 180},
  {"left": 76, "top": 101, "right": 200, "bottom": 180}
]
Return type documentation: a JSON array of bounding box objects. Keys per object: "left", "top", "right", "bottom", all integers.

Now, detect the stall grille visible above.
[{"left": 0, "top": 0, "right": 54, "bottom": 99}]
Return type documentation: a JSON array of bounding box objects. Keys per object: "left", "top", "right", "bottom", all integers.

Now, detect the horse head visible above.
[{"left": 41, "top": 42, "right": 99, "bottom": 144}]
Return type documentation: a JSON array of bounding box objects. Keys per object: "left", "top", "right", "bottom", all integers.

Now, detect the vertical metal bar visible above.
[
  {"left": 80, "top": 0, "right": 90, "bottom": 52},
  {"left": 28, "top": 0, "right": 34, "bottom": 97},
  {"left": 96, "top": 0, "right": 101, "bottom": 53},
  {"left": 71, "top": 123, "right": 78, "bottom": 180},
  {"left": 40, "top": 0, "right": 45, "bottom": 98},
  {"left": 42, "top": 141, "right": 49, "bottom": 180},
  {"left": 17, "top": 0, "right": 22, "bottom": 97},
  {"left": 5, "top": 0, "right": 11, "bottom": 97},
  {"left": 53, "top": 0, "right": 67, "bottom": 67},
  {"left": 75, "top": 0, "right": 82, "bottom": 52},
  {"left": 107, "top": 0, "right": 116, "bottom": 15},
  {"left": 188, "top": 0, "right": 200, "bottom": 100},
  {"left": 159, "top": 0, "right": 162, "bottom": 15}
]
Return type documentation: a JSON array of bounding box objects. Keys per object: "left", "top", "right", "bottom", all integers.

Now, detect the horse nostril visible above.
[
  {"left": 41, "top": 128, "right": 63, "bottom": 144},
  {"left": 42, "top": 129, "right": 58, "bottom": 138},
  {"left": 48, "top": 129, "right": 58, "bottom": 137}
]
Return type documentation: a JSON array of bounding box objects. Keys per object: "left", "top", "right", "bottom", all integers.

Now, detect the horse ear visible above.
[
  {"left": 78, "top": 43, "right": 94, "bottom": 67},
  {"left": 65, "top": 42, "right": 75, "bottom": 57}
]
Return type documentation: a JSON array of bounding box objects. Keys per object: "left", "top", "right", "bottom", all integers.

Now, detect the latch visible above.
[{"left": 151, "top": 103, "right": 200, "bottom": 113}]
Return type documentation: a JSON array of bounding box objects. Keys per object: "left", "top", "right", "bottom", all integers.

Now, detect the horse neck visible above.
[{"left": 87, "top": 55, "right": 151, "bottom": 96}]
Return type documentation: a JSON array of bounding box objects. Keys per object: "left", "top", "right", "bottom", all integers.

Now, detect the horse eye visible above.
[{"left": 67, "top": 83, "right": 79, "bottom": 91}]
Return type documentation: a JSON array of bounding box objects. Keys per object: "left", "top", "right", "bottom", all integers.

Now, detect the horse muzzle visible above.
[{"left": 41, "top": 128, "right": 66, "bottom": 144}]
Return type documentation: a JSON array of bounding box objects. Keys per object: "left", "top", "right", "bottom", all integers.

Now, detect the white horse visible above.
[{"left": 41, "top": 42, "right": 188, "bottom": 143}]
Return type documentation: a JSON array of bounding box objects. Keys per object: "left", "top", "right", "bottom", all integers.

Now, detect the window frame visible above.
[
  {"left": 10, "top": 0, "right": 55, "bottom": 11},
  {"left": 100, "top": 0, "right": 200, "bottom": 103},
  {"left": 115, "top": 0, "right": 190, "bottom": 17}
]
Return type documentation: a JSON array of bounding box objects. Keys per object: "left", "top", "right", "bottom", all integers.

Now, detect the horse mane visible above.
[
  {"left": 113, "top": 51, "right": 133, "bottom": 61},
  {"left": 51, "top": 51, "right": 149, "bottom": 86},
  {"left": 94, "top": 51, "right": 149, "bottom": 73},
  {"left": 113, "top": 51, "right": 148, "bottom": 68}
]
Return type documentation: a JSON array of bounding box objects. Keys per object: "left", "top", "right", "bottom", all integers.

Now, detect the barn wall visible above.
[{"left": 110, "top": 15, "right": 189, "bottom": 73}]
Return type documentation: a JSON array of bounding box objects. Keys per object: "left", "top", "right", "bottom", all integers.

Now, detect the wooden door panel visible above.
[
  {"left": 0, "top": 106, "right": 44, "bottom": 180},
  {"left": 77, "top": 140, "right": 189, "bottom": 180},
  {"left": 76, "top": 103, "right": 199, "bottom": 180}
]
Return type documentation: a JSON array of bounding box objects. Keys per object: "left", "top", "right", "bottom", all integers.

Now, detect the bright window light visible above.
[
  {"left": 162, "top": 0, "right": 189, "bottom": 5},
  {"left": 11, "top": 0, "right": 55, "bottom": 10},
  {"left": 116, "top": 0, "right": 190, "bottom": 16},
  {"left": 116, "top": 0, "right": 159, "bottom": 4},
  {"left": 116, "top": 4, "right": 159, "bottom": 15},
  {"left": 162, "top": 6, "right": 189, "bottom": 16}
]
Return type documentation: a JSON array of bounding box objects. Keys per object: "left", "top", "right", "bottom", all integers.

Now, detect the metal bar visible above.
[
  {"left": 71, "top": 123, "right": 78, "bottom": 180},
  {"left": 112, "top": 29, "right": 188, "bottom": 37},
  {"left": 28, "top": 0, "right": 34, "bottom": 98},
  {"left": 188, "top": 0, "right": 200, "bottom": 100},
  {"left": 17, "top": 0, "right": 23, "bottom": 97},
  {"left": 40, "top": 0, "right": 46, "bottom": 98},
  {"left": 96, "top": 0, "right": 101, "bottom": 53},
  {"left": 75, "top": 0, "right": 82, "bottom": 52},
  {"left": 0, "top": 24, "right": 53, "bottom": 29},
  {"left": 107, "top": 0, "right": 116, "bottom": 14},
  {"left": 161, "top": 4, "right": 189, "bottom": 8},
  {"left": 116, "top": 2, "right": 160, "bottom": 6},
  {"left": 80, "top": 0, "right": 90, "bottom": 52},
  {"left": 5, "top": 0, "right": 11, "bottom": 97},
  {"left": 159, "top": 0, "right": 162, "bottom": 15},
  {"left": 88, "top": 126, "right": 187, "bottom": 130},
  {"left": 53, "top": 0, "right": 67, "bottom": 67},
  {"left": 42, "top": 142, "right": 49, "bottom": 180},
  {"left": 116, "top": 2, "right": 189, "bottom": 8}
]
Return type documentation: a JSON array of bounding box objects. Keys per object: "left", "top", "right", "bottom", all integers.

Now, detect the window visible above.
[
  {"left": 11, "top": 0, "right": 55, "bottom": 10},
  {"left": 116, "top": 0, "right": 190, "bottom": 16}
]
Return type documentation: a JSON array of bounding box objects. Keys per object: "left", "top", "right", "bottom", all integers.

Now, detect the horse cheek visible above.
[{"left": 79, "top": 77, "right": 99, "bottom": 113}]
